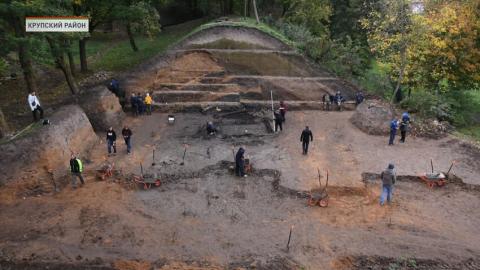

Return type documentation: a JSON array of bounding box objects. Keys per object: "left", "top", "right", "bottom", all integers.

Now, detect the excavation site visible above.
[{"left": 0, "top": 24, "right": 479, "bottom": 270}]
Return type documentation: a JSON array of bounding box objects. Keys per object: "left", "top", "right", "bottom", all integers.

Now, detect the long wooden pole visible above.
[{"left": 271, "top": 90, "right": 275, "bottom": 131}]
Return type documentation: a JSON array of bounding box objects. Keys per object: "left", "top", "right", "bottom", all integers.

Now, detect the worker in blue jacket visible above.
[{"left": 389, "top": 119, "right": 399, "bottom": 145}]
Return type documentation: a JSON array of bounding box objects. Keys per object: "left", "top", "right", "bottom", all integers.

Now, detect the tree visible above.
[
  {"left": 361, "top": 0, "right": 415, "bottom": 103},
  {"left": 46, "top": 35, "right": 80, "bottom": 94},
  {"left": 0, "top": 107, "right": 10, "bottom": 138},
  {"left": 113, "top": 0, "right": 161, "bottom": 52},
  {"left": 73, "top": 0, "right": 116, "bottom": 72},
  {"left": 0, "top": 1, "right": 39, "bottom": 94},
  {"left": 282, "top": 0, "right": 332, "bottom": 37},
  {"left": 410, "top": 1, "right": 480, "bottom": 92}
]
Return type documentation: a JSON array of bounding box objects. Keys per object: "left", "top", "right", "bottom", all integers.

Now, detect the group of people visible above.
[
  {"left": 106, "top": 126, "right": 134, "bottom": 155},
  {"left": 389, "top": 112, "right": 411, "bottom": 145},
  {"left": 130, "top": 93, "right": 153, "bottom": 116},
  {"left": 322, "top": 91, "right": 348, "bottom": 111}
]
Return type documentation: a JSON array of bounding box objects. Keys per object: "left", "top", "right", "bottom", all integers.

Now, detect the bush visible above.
[{"left": 0, "top": 58, "right": 8, "bottom": 77}]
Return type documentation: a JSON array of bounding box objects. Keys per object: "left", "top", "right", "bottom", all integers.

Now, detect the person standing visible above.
[
  {"left": 108, "top": 78, "right": 120, "bottom": 95},
  {"left": 122, "top": 126, "right": 132, "bottom": 154},
  {"left": 355, "top": 91, "right": 365, "bottom": 106},
  {"left": 399, "top": 120, "right": 408, "bottom": 143},
  {"left": 130, "top": 93, "right": 138, "bottom": 116},
  {"left": 322, "top": 93, "right": 331, "bottom": 111},
  {"left": 388, "top": 119, "right": 399, "bottom": 145},
  {"left": 274, "top": 110, "right": 283, "bottom": 132},
  {"left": 279, "top": 101, "right": 287, "bottom": 123},
  {"left": 137, "top": 92, "right": 145, "bottom": 115},
  {"left": 380, "top": 163, "right": 396, "bottom": 206},
  {"left": 235, "top": 147, "right": 247, "bottom": 177},
  {"left": 106, "top": 127, "right": 117, "bottom": 156},
  {"left": 27, "top": 92, "right": 44, "bottom": 122},
  {"left": 144, "top": 93, "right": 152, "bottom": 115},
  {"left": 70, "top": 154, "right": 85, "bottom": 188},
  {"left": 300, "top": 126, "right": 314, "bottom": 155}
]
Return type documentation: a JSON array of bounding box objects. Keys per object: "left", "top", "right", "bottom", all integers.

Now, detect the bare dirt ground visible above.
[{"left": 1, "top": 110, "right": 479, "bottom": 269}]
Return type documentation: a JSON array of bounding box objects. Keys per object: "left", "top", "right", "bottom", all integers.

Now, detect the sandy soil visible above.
[{"left": 1, "top": 110, "right": 479, "bottom": 269}]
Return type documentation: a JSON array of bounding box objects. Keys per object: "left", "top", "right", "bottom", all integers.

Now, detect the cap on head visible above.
[{"left": 388, "top": 163, "right": 394, "bottom": 169}]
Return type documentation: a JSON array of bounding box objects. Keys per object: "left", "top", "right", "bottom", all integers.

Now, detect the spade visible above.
[
  {"left": 152, "top": 149, "right": 156, "bottom": 166},
  {"left": 180, "top": 146, "right": 187, "bottom": 166}
]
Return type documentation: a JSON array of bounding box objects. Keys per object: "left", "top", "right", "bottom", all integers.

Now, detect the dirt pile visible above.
[
  {"left": 350, "top": 100, "right": 394, "bottom": 136},
  {"left": 79, "top": 86, "right": 125, "bottom": 131},
  {"left": 0, "top": 105, "right": 98, "bottom": 185},
  {"left": 335, "top": 256, "right": 480, "bottom": 270}
]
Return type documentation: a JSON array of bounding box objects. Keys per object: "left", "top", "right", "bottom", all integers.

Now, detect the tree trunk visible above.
[
  {"left": 79, "top": 38, "right": 88, "bottom": 72},
  {"left": 47, "top": 37, "right": 79, "bottom": 95},
  {"left": 252, "top": 0, "right": 260, "bottom": 23},
  {"left": 391, "top": 46, "right": 406, "bottom": 104},
  {"left": 247, "top": 0, "right": 251, "bottom": 17},
  {"left": 126, "top": 23, "right": 139, "bottom": 52},
  {"left": 0, "top": 107, "right": 10, "bottom": 139},
  {"left": 67, "top": 51, "right": 76, "bottom": 77},
  {"left": 12, "top": 16, "right": 38, "bottom": 94}
]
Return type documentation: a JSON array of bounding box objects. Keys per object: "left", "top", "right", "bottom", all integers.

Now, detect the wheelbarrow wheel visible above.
[
  {"left": 307, "top": 197, "right": 318, "bottom": 207},
  {"left": 319, "top": 199, "right": 329, "bottom": 207}
]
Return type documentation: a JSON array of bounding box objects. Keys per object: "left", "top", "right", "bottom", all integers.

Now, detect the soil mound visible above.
[
  {"left": 79, "top": 86, "right": 125, "bottom": 131},
  {"left": 350, "top": 100, "right": 394, "bottom": 136},
  {"left": 0, "top": 105, "right": 98, "bottom": 185}
]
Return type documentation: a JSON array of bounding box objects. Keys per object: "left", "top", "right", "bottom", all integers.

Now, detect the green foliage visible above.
[
  {"left": 113, "top": 1, "right": 161, "bottom": 38},
  {"left": 282, "top": 0, "right": 332, "bottom": 37},
  {"left": 0, "top": 58, "right": 8, "bottom": 77}
]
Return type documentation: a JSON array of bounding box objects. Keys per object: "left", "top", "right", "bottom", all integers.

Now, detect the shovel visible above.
[{"left": 180, "top": 145, "right": 187, "bottom": 166}]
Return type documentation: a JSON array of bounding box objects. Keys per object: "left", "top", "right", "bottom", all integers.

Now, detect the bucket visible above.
[{"left": 168, "top": 115, "right": 175, "bottom": 124}]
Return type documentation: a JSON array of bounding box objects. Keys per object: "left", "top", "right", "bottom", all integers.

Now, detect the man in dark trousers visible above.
[
  {"left": 300, "top": 126, "right": 313, "bottom": 155},
  {"left": 399, "top": 120, "right": 408, "bottom": 143},
  {"left": 130, "top": 93, "right": 138, "bottom": 116},
  {"left": 70, "top": 153, "right": 85, "bottom": 189},
  {"left": 388, "top": 119, "right": 399, "bottom": 145},
  {"left": 235, "top": 147, "right": 247, "bottom": 177},
  {"left": 27, "top": 91, "right": 44, "bottom": 122},
  {"left": 355, "top": 91, "right": 365, "bottom": 106},
  {"left": 380, "top": 163, "right": 396, "bottom": 206},
  {"left": 122, "top": 126, "right": 132, "bottom": 154},
  {"left": 106, "top": 127, "right": 117, "bottom": 156},
  {"left": 274, "top": 110, "right": 283, "bottom": 132},
  {"left": 279, "top": 101, "right": 287, "bottom": 122}
]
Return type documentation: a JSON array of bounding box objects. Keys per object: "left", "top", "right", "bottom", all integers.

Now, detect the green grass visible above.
[
  {"left": 91, "top": 19, "right": 205, "bottom": 72},
  {"left": 187, "top": 17, "right": 296, "bottom": 48}
]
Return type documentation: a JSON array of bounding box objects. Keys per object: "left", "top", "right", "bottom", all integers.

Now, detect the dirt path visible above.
[{"left": 1, "top": 112, "right": 479, "bottom": 270}]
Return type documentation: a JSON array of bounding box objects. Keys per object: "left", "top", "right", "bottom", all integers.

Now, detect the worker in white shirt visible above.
[{"left": 27, "top": 91, "right": 44, "bottom": 121}]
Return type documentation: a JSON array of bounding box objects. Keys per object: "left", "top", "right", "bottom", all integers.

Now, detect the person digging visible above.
[
  {"left": 70, "top": 154, "right": 85, "bottom": 189},
  {"left": 235, "top": 147, "right": 247, "bottom": 177}
]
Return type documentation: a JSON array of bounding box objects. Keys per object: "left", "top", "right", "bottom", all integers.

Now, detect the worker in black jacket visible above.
[
  {"left": 106, "top": 127, "right": 117, "bottom": 155},
  {"left": 274, "top": 110, "right": 283, "bottom": 132},
  {"left": 122, "top": 126, "right": 132, "bottom": 154},
  {"left": 300, "top": 126, "right": 313, "bottom": 155}
]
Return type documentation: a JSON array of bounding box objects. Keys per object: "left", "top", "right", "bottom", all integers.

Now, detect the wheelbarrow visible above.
[
  {"left": 132, "top": 174, "right": 161, "bottom": 190},
  {"left": 419, "top": 173, "right": 447, "bottom": 188},
  {"left": 308, "top": 169, "right": 329, "bottom": 207},
  {"left": 418, "top": 160, "right": 455, "bottom": 188},
  {"left": 96, "top": 162, "right": 115, "bottom": 181}
]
